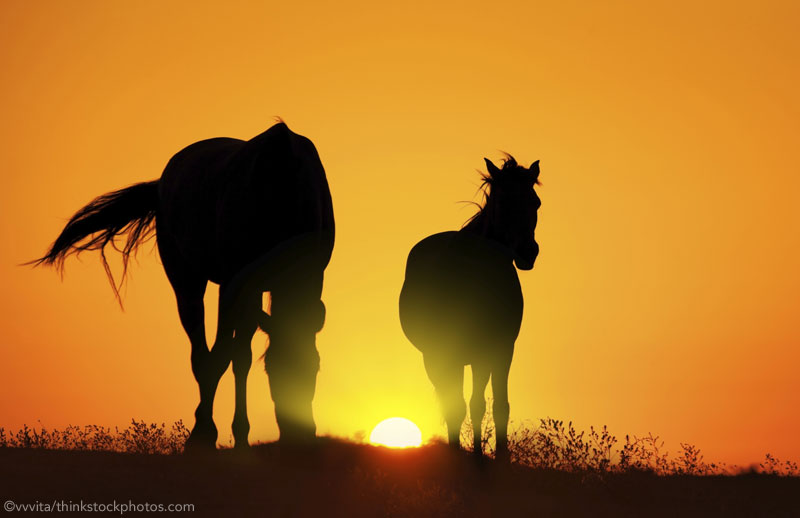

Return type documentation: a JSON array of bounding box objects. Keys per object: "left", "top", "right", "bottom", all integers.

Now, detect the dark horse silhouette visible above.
[
  {"left": 32, "top": 122, "right": 334, "bottom": 450},
  {"left": 399, "top": 156, "right": 540, "bottom": 459}
]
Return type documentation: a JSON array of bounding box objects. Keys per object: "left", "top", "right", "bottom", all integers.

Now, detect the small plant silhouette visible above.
[
  {"left": 456, "top": 402, "right": 798, "bottom": 476},
  {"left": 760, "top": 453, "right": 800, "bottom": 476},
  {"left": 0, "top": 420, "right": 189, "bottom": 454}
]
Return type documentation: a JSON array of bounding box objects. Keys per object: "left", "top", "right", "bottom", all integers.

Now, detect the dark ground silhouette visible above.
[
  {"left": 2, "top": 440, "right": 798, "bottom": 517},
  {"left": 32, "top": 122, "right": 334, "bottom": 451},
  {"left": 400, "top": 157, "right": 541, "bottom": 458}
]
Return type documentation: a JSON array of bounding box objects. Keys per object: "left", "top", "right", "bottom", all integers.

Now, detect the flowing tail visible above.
[{"left": 30, "top": 180, "right": 160, "bottom": 307}]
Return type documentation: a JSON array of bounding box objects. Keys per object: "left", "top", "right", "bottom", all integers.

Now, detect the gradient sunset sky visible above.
[{"left": 1, "top": 0, "right": 798, "bottom": 466}]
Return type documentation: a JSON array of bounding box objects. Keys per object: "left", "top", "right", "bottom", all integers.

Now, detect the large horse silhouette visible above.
[
  {"left": 32, "top": 122, "right": 334, "bottom": 450},
  {"left": 399, "top": 156, "right": 540, "bottom": 459}
]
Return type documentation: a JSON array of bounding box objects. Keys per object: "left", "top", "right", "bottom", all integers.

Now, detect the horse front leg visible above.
[
  {"left": 470, "top": 362, "right": 491, "bottom": 456},
  {"left": 424, "top": 353, "right": 465, "bottom": 449},
  {"left": 491, "top": 350, "right": 513, "bottom": 462},
  {"left": 265, "top": 276, "right": 326, "bottom": 444},
  {"left": 265, "top": 348, "right": 320, "bottom": 442}
]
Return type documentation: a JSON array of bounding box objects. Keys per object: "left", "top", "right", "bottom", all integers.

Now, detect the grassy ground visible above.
[{"left": 2, "top": 438, "right": 799, "bottom": 517}]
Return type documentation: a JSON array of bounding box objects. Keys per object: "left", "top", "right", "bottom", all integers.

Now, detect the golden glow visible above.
[
  {"left": 369, "top": 418, "right": 423, "bottom": 448},
  {"left": 0, "top": 1, "right": 799, "bottom": 467}
]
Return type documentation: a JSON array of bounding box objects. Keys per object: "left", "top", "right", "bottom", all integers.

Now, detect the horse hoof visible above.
[{"left": 184, "top": 430, "right": 217, "bottom": 454}]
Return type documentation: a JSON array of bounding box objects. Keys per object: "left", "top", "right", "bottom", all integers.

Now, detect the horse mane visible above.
[{"left": 462, "top": 154, "right": 539, "bottom": 228}]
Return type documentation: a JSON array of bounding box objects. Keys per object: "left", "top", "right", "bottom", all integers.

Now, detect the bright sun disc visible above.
[{"left": 369, "top": 417, "right": 423, "bottom": 448}]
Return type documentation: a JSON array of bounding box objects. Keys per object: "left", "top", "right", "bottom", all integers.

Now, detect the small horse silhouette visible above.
[
  {"left": 32, "top": 122, "right": 334, "bottom": 450},
  {"left": 399, "top": 156, "right": 540, "bottom": 459}
]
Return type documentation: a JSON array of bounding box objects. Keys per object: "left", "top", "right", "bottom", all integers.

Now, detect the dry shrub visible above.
[
  {"left": 459, "top": 403, "right": 798, "bottom": 476},
  {"left": 0, "top": 420, "right": 189, "bottom": 454}
]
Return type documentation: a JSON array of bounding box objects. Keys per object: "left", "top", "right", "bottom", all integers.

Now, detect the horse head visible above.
[{"left": 483, "top": 156, "right": 541, "bottom": 270}]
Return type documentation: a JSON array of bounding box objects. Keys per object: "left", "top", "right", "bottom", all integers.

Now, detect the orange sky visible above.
[{"left": 1, "top": 0, "right": 798, "bottom": 466}]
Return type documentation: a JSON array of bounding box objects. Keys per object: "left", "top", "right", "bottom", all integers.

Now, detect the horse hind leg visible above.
[
  {"left": 470, "top": 362, "right": 491, "bottom": 456},
  {"left": 199, "top": 283, "right": 265, "bottom": 450},
  {"left": 423, "top": 353, "right": 465, "bottom": 449},
  {"left": 170, "top": 283, "right": 219, "bottom": 452},
  {"left": 182, "top": 281, "right": 247, "bottom": 451},
  {"left": 159, "top": 226, "right": 220, "bottom": 452}
]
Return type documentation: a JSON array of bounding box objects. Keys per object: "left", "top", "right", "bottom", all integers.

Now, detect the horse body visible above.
[
  {"left": 157, "top": 127, "right": 333, "bottom": 285},
  {"left": 400, "top": 231, "right": 523, "bottom": 361},
  {"left": 399, "top": 157, "right": 540, "bottom": 459},
  {"left": 35, "top": 122, "right": 334, "bottom": 450}
]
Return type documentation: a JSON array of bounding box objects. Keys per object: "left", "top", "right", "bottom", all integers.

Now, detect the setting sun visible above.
[{"left": 369, "top": 418, "right": 423, "bottom": 448}]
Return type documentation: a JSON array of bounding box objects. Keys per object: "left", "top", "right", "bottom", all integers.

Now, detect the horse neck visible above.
[{"left": 461, "top": 197, "right": 506, "bottom": 245}]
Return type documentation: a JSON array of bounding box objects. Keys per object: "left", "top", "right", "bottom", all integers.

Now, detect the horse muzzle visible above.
[{"left": 514, "top": 240, "right": 539, "bottom": 271}]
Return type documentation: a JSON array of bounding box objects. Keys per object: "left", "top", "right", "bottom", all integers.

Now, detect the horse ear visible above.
[
  {"left": 529, "top": 160, "right": 540, "bottom": 181},
  {"left": 484, "top": 158, "right": 501, "bottom": 177}
]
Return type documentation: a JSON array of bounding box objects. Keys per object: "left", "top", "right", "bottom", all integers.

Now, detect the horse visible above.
[
  {"left": 32, "top": 122, "right": 335, "bottom": 451},
  {"left": 399, "top": 156, "right": 540, "bottom": 459}
]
